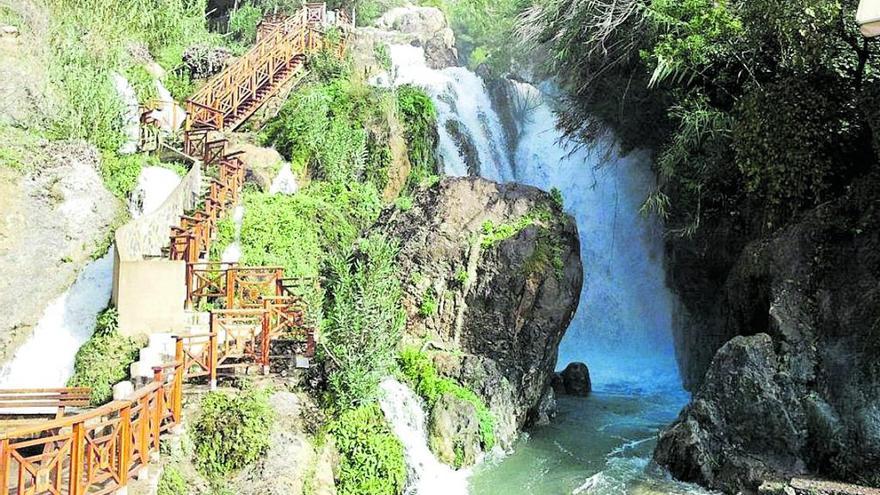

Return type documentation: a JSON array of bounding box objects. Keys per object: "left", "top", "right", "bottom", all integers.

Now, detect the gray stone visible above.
[
  {"left": 371, "top": 176, "right": 582, "bottom": 447},
  {"left": 559, "top": 362, "right": 591, "bottom": 396}
]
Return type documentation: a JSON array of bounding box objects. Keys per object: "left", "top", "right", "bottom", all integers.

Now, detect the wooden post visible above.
[
  {"left": 261, "top": 301, "right": 271, "bottom": 372},
  {"left": 0, "top": 439, "right": 9, "bottom": 495},
  {"left": 69, "top": 422, "right": 84, "bottom": 495},
  {"left": 209, "top": 328, "right": 218, "bottom": 390},
  {"left": 174, "top": 338, "right": 185, "bottom": 422},
  {"left": 152, "top": 368, "right": 163, "bottom": 451},
  {"left": 225, "top": 267, "right": 236, "bottom": 309},
  {"left": 185, "top": 263, "right": 193, "bottom": 309},
  {"left": 118, "top": 404, "right": 131, "bottom": 488}
]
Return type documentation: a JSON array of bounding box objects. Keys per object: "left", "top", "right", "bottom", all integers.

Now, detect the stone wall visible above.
[{"left": 112, "top": 162, "right": 202, "bottom": 336}]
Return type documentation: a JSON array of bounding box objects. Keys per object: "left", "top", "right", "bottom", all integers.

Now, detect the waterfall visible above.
[
  {"left": 378, "top": 378, "right": 470, "bottom": 495},
  {"left": 222, "top": 205, "right": 245, "bottom": 263},
  {"left": 129, "top": 166, "right": 182, "bottom": 218},
  {"left": 380, "top": 45, "right": 514, "bottom": 182},
  {"left": 386, "top": 46, "right": 681, "bottom": 394},
  {"left": 0, "top": 166, "right": 181, "bottom": 388},
  {"left": 269, "top": 162, "right": 299, "bottom": 195},
  {"left": 0, "top": 251, "right": 114, "bottom": 388}
]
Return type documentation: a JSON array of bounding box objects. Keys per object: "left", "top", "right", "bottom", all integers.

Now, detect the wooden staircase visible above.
[{"left": 185, "top": 3, "right": 353, "bottom": 132}]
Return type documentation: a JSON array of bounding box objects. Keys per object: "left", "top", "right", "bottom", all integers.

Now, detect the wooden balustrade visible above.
[
  {"left": 185, "top": 3, "right": 352, "bottom": 131},
  {"left": 0, "top": 364, "right": 183, "bottom": 495}
]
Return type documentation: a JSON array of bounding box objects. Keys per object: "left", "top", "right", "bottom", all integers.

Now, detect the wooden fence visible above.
[{"left": 0, "top": 365, "right": 183, "bottom": 495}]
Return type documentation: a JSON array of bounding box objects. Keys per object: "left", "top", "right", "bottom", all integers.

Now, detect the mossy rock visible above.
[{"left": 427, "top": 392, "right": 482, "bottom": 468}]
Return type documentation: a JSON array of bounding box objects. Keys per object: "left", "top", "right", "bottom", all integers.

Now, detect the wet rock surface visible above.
[
  {"left": 657, "top": 175, "right": 880, "bottom": 492},
  {"left": 372, "top": 176, "right": 582, "bottom": 446},
  {"left": 558, "top": 362, "right": 591, "bottom": 396},
  {"left": 351, "top": 6, "right": 458, "bottom": 72}
]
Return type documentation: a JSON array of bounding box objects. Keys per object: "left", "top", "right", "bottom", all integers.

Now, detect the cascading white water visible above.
[
  {"left": 0, "top": 251, "right": 114, "bottom": 388},
  {"left": 130, "top": 166, "right": 182, "bottom": 218},
  {"left": 269, "top": 162, "right": 299, "bottom": 195},
  {"left": 0, "top": 166, "right": 182, "bottom": 388},
  {"left": 222, "top": 205, "right": 245, "bottom": 263},
  {"left": 385, "top": 45, "right": 709, "bottom": 494},
  {"left": 509, "top": 80, "right": 680, "bottom": 393},
  {"left": 378, "top": 378, "right": 471, "bottom": 495},
  {"left": 378, "top": 45, "right": 514, "bottom": 182}
]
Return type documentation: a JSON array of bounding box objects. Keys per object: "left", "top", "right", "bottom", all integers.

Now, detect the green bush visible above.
[
  {"left": 328, "top": 403, "right": 406, "bottom": 495},
  {"left": 99, "top": 151, "right": 145, "bottom": 199},
  {"left": 395, "top": 85, "right": 439, "bottom": 191},
  {"left": 191, "top": 388, "right": 274, "bottom": 479},
  {"left": 157, "top": 465, "right": 187, "bottom": 495},
  {"left": 398, "top": 348, "right": 495, "bottom": 450},
  {"left": 67, "top": 308, "right": 145, "bottom": 405},
  {"left": 418, "top": 288, "right": 437, "bottom": 317},
  {"left": 323, "top": 235, "right": 406, "bottom": 409},
  {"left": 228, "top": 3, "right": 262, "bottom": 45}
]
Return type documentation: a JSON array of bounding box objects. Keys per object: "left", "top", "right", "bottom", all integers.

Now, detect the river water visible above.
[{"left": 384, "top": 45, "right": 712, "bottom": 494}]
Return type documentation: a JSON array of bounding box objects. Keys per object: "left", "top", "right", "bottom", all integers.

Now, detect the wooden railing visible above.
[
  {"left": 0, "top": 364, "right": 183, "bottom": 495},
  {"left": 185, "top": 3, "right": 353, "bottom": 131}
]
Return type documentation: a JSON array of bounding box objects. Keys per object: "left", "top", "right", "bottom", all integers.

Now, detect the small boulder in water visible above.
[
  {"left": 428, "top": 392, "right": 482, "bottom": 468},
  {"left": 560, "top": 362, "right": 591, "bottom": 396}
]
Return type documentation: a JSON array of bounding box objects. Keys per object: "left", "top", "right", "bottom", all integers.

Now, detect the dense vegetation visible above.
[
  {"left": 519, "top": 0, "right": 879, "bottom": 236},
  {"left": 67, "top": 308, "right": 145, "bottom": 405},
  {"left": 191, "top": 387, "right": 275, "bottom": 480},
  {"left": 327, "top": 404, "right": 407, "bottom": 495}
]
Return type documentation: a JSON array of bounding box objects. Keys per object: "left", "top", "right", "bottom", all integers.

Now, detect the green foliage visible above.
[
  {"left": 192, "top": 388, "right": 274, "bottom": 479},
  {"left": 418, "top": 288, "right": 437, "bottom": 317},
  {"left": 0, "top": 125, "right": 44, "bottom": 173},
  {"left": 645, "top": 0, "right": 742, "bottom": 86},
  {"left": 550, "top": 187, "right": 564, "bottom": 210},
  {"left": 99, "top": 151, "right": 145, "bottom": 199},
  {"left": 210, "top": 217, "right": 237, "bottom": 261},
  {"left": 67, "top": 308, "right": 145, "bottom": 405},
  {"left": 163, "top": 70, "right": 196, "bottom": 101},
  {"left": 480, "top": 207, "right": 554, "bottom": 248},
  {"left": 454, "top": 269, "right": 469, "bottom": 286},
  {"left": 228, "top": 3, "right": 263, "bottom": 45},
  {"left": 393, "top": 195, "right": 413, "bottom": 211},
  {"left": 374, "top": 41, "right": 392, "bottom": 71},
  {"left": 523, "top": 0, "right": 879, "bottom": 237},
  {"left": 398, "top": 349, "right": 495, "bottom": 450},
  {"left": 46, "top": 0, "right": 219, "bottom": 150},
  {"left": 396, "top": 85, "right": 439, "bottom": 191},
  {"left": 157, "top": 465, "right": 187, "bottom": 495},
  {"left": 328, "top": 403, "right": 406, "bottom": 495},
  {"left": 323, "top": 235, "right": 406, "bottom": 409},
  {"left": 262, "top": 67, "right": 397, "bottom": 188}
]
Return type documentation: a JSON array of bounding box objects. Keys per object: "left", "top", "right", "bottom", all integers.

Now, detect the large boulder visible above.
[
  {"left": 656, "top": 174, "right": 880, "bottom": 491},
  {"left": 373, "top": 176, "right": 582, "bottom": 446}
]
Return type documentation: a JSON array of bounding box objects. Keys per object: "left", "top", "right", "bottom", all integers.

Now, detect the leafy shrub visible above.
[
  {"left": 398, "top": 348, "right": 495, "bottom": 449},
  {"left": 191, "top": 388, "right": 274, "bottom": 479},
  {"left": 418, "top": 288, "right": 437, "bottom": 317},
  {"left": 157, "top": 465, "right": 187, "bottom": 495},
  {"left": 323, "top": 235, "right": 405, "bottom": 409},
  {"left": 67, "top": 308, "right": 145, "bottom": 405},
  {"left": 99, "top": 151, "right": 145, "bottom": 199},
  {"left": 228, "top": 3, "right": 262, "bottom": 45},
  {"left": 328, "top": 403, "right": 406, "bottom": 495}
]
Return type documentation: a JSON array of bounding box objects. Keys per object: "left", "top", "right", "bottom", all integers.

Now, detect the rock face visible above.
[
  {"left": 428, "top": 393, "right": 482, "bottom": 468},
  {"left": 373, "top": 176, "right": 582, "bottom": 446},
  {"left": 656, "top": 175, "right": 880, "bottom": 492},
  {"left": 559, "top": 362, "right": 591, "bottom": 396},
  {"left": 351, "top": 6, "right": 458, "bottom": 71},
  {"left": 0, "top": 142, "right": 122, "bottom": 368}
]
